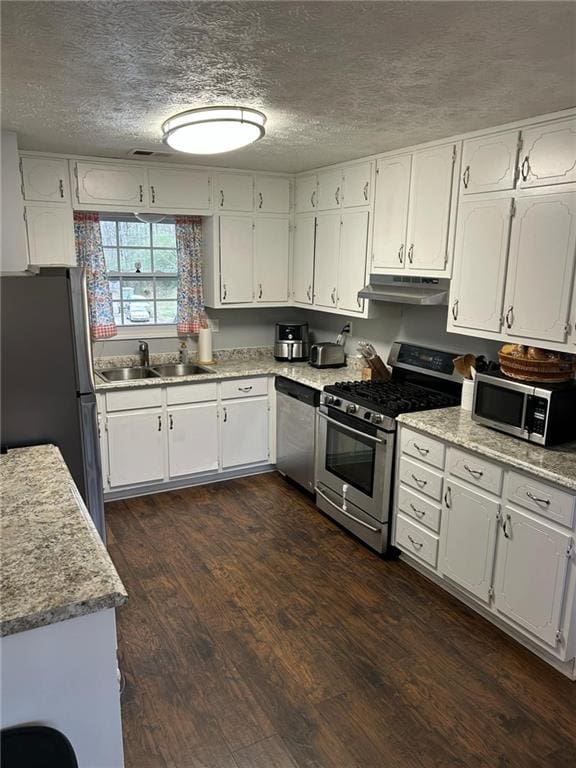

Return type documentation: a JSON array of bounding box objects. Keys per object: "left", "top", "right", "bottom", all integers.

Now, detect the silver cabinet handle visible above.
[
  {"left": 357, "top": 295, "right": 362, "bottom": 308},
  {"left": 331, "top": 288, "right": 337, "bottom": 304},
  {"left": 408, "top": 244, "right": 414, "bottom": 264},
  {"left": 258, "top": 283, "right": 263, "bottom": 299},
  {"left": 311, "top": 190, "right": 316, "bottom": 208},
  {"left": 452, "top": 299, "right": 459, "bottom": 321},
  {"left": 238, "top": 385, "right": 253, "bottom": 392},
  {"left": 363, "top": 181, "right": 369, "bottom": 201},
  {"left": 157, "top": 415, "right": 162, "bottom": 431},
  {"left": 462, "top": 165, "right": 470, "bottom": 189},
  {"left": 398, "top": 244, "right": 404, "bottom": 264},
  {"left": 411, "top": 474, "right": 427, "bottom": 488},
  {"left": 407, "top": 535, "right": 423, "bottom": 550},
  {"left": 169, "top": 414, "right": 174, "bottom": 430},
  {"left": 335, "top": 186, "right": 340, "bottom": 205},
  {"left": 413, "top": 443, "right": 429, "bottom": 456},
  {"left": 444, "top": 486, "right": 452, "bottom": 508},
  {"left": 150, "top": 185, "right": 156, "bottom": 203},
  {"left": 59, "top": 179, "right": 65, "bottom": 198},
  {"left": 464, "top": 464, "right": 484, "bottom": 479},
  {"left": 409, "top": 503, "right": 425, "bottom": 519},
  {"left": 306, "top": 285, "right": 312, "bottom": 302},
  {"left": 526, "top": 491, "right": 550, "bottom": 506},
  {"left": 222, "top": 407, "right": 227, "bottom": 423},
  {"left": 521, "top": 156, "right": 530, "bottom": 181},
  {"left": 505, "top": 305, "right": 513, "bottom": 329},
  {"left": 219, "top": 189, "right": 224, "bottom": 207},
  {"left": 222, "top": 283, "right": 227, "bottom": 300},
  {"left": 315, "top": 487, "right": 380, "bottom": 532},
  {"left": 258, "top": 191, "right": 263, "bottom": 209},
  {"left": 502, "top": 513, "right": 512, "bottom": 539},
  {"left": 139, "top": 184, "right": 143, "bottom": 203},
  {"left": 318, "top": 410, "right": 383, "bottom": 443}
]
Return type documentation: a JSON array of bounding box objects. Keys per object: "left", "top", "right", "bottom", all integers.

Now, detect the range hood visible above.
[{"left": 358, "top": 275, "right": 450, "bottom": 305}]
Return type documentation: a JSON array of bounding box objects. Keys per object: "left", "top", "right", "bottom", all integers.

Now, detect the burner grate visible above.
[{"left": 324, "top": 379, "right": 459, "bottom": 417}]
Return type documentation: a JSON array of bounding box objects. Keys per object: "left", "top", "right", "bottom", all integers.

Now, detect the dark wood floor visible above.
[{"left": 106, "top": 472, "right": 576, "bottom": 768}]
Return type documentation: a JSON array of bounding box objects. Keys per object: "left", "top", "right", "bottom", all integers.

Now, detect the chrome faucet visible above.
[{"left": 138, "top": 340, "right": 149, "bottom": 368}]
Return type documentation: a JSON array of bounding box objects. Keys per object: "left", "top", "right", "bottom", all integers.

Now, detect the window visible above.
[{"left": 100, "top": 218, "right": 178, "bottom": 326}]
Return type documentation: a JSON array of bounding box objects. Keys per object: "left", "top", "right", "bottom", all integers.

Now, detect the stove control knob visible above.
[
  {"left": 346, "top": 404, "right": 358, "bottom": 414},
  {"left": 372, "top": 414, "right": 384, "bottom": 424},
  {"left": 333, "top": 398, "right": 342, "bottom": 407},
  {"left": 363, "top": 411, "right": 372, "bottom": 420},
  {"left": 324, "top": 395, "right": 334, "bottom": 405}
]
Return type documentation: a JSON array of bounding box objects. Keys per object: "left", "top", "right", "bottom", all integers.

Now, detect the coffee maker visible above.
[{"left": 274, "top": 322, "right": 310, "bottom": 362}]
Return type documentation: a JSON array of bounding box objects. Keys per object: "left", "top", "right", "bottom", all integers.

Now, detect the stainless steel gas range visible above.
[{"left": 315, "top": 342, "right": 462, "bottom": 554}]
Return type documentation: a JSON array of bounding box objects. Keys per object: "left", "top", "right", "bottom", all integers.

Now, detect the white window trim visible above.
[{"left": 112, "top": 324, "right": 180, "bottom": 340}]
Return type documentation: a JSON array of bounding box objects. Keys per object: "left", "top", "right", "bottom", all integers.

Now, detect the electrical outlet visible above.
[{"left": 346, "top": 321, "right": 353, "bottom": 336}]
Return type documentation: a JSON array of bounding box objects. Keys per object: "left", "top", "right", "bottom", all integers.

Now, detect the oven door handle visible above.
[
  {"left": 318, "top": 410, "right": 384, "bottom": 444},
  {"left": 315, "top": 487, "right": 381, "bottom": 533}
]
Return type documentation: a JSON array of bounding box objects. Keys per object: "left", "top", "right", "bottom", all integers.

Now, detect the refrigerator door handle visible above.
[{"left": 69, "top": 268, "right": 96, "bottom": 394}]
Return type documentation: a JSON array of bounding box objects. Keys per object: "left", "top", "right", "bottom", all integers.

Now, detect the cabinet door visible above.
[
  {"left": 167, "top": 403, "right": 218, "bottom": 478},
  {"left": 295, "top": 175, "right": 318, "bottom": 213},
  {"left": 148, "top": 168, "right": 211, "bottom": 210},
  {"left": 317, "top": 169, "right": 343, "bottom": 211},
  {"left": 461, "top": 131, "right": 520, "bottom": 194},
  {"left": 292, "top": 215, "right": 316, "bottom": 304},
  {"left": 254, "top": 217, "right": 289, "bottom": 303},
  {"left": 406, "top": 144, "right": 456, "bottom": 272},
  {"left": 219, "top": 216, "right": 254, "bottom": 303},
  {"left": 313, "top": 214, "right": 340, "bottom": 308},
  {"left": 503, "top": 192, "right": 576, "bottom": 343},
  {"left": 254, "top": 176, "right": 290, "bottom": 213},
  {"left": 494, "top": 506, "right": 571, "bottom": 647},
  {"left": 21, "top": 157, "right": 70, "bottom": 203},
  {"left": 440, "top": 479, "right": 499, "bottom": 603},
  {"left": 449, "top": 197, "right": 512, "bottom": 333},
  {"left": 371, "top": 154, "right": 411, "bottom": 271},
  {"left": 75, "top": 162, "right": 148, "bottom": 206},
  {"left": 343, "top": 163, "right": 371, "bottom": 208},
  {"left": 221, "top": 398, "right": 269, "bottom": 468},
  {"left": 337, "top": 211, "right": 368, "bottom": 314},
  {"left": 107, "top": 410, "right": 164, "bottom": 487},
  {"left": 519, "top": 117, "right": 576, "bottom": 189},
  {"left": 215, "top": 173, "right": 253, "bottom": 211},
  {"left": 25, "top": 204, "right": 76, "bottom": 267}
]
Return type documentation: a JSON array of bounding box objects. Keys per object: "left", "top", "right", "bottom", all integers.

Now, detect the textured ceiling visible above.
[{"left": 2, "top": 1, "right": 576, "bottom": 172}]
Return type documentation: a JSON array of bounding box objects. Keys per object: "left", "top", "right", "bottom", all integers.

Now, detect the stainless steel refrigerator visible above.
[{"left": 1, "top": 268, "right": 106, "bottom": 539}]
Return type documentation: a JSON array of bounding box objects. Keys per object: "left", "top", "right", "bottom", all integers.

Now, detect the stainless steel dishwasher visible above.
[{"left": 275, "top": 377, "right": 320, "bottom": 493}]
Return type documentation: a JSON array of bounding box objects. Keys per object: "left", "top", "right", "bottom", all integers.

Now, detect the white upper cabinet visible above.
[
  {"left": 292, "top": 215, "right": 316, "bottom": 305},
  {"left": 406, "top": 144, "right": 456, "bottom": 272},
  {"left": 371, "top": 154, "right": 412, "bottom": 271},
  {"left": 518, "top": 117, "right": 576, "bottom": 189},
  {"left": 254, "top": 217, "right": 289, "bottom": 303},
  {"left": 337, "top": 211, "right": 368, "bottom": 314},
  {"left": 317, "top": 169, "right": 344, "bottom": 211},
  {"left": 314, "top": 214, "right": 341, "bottom": 308},
  {"left": 254, "top": 176, "right": 290, "bottom": 213},
  {"left": 75, "top": 162, "right": 148, "bottom": 206},
  {"left": 219, "top": 216, "right": 254, "bottom": 303},
  {"left": 449, "top": 197, "right": 513, "bottom": 333},
  {"left": 343, "top": 162, "right": 371, "bottom": 208},
  {"left": 215, "top": 173, "right": 253, "bottom": 211},
  {"left": 503, "top": 191, "right": 576, "bottom": 344},
  {"left": 461, "top": 130, "right": 520, "bottom": 194},
  {"left": 24, "top": 204, "right": 76, "bottom": 267},
  {"left": 295, "top": 174, "right": 318, "bottom": 213},
  {"left": 494, "top": 506, "right": 571, "bottom": 648},
  {"left": 21, "top": 157, "right": 70, "bottom": 203},
  {"left": 148, "top": 167, "right": 211, "bottom": 210}
]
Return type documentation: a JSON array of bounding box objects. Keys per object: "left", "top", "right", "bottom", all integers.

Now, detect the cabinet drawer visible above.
[
  {"left": 221, "top": 377, "right": 268, "bottom": 399},
  {"left": 397, "top": 485, "right": 441, "bottom": 533},
  {"left": 505, "top": 472, "right": 575, "bottom": 528},
  {"left": 400, "top": 428, "right": 445, "bottom": 469},
  {"left": 447, "top": 448, "right": 502, "bottom": 496},
  {"left": 395, "top": 514, "right": 439, "bottom": 568},
  {"left": 166, "top": 382, "right": 218, "bottom": 405},
  {"left": 398, "top": 457, "right": 443, "bottom": 501},
  {"left": 105, "top": 387, "right": 162, "bottom": 412}
]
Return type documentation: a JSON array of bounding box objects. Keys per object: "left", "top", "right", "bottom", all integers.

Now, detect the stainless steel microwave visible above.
[{"left": 472, "top": 372, "right": 576, "bottom": 446}]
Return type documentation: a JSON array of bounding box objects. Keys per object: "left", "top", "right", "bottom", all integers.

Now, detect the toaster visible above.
[{"left": 309, "top": 343, "right": 347, "bottom": 369}]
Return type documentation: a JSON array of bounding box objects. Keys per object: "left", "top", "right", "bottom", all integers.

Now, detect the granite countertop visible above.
[
  {"left": 0, "top": 445, "right": 127, "bottom": 638},
  {"left": 398, "top": 407, "right": 576, "bottom": 491}
]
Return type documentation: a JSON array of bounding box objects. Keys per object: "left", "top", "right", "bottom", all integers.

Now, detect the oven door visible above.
[
  {"left": 316, "top": 407, "right": 393, "bottom": 522},
  {"left": 472, "top": 375, "right": 530, "bottom": 439}
]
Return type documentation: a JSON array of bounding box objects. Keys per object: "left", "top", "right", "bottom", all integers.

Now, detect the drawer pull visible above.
[
  {"left": 413, "top": 443, "right": 429, "bottom": 456},
  {"left": 526, "top": 491, "right": 550, "bottom": 506},
  {"left": 411, "top": 474, "right": 427, "bottom": 488},
  {"left": 238, "top": 385, "right": 253, "bottom": 393},
  {"left": 407, "top": 534, "right": 423, "bottom": 550},
  {"left": 409, "top": 503, "right": 425, "bottom": 519},
  {"left": 464, "top": 464, "right": 484, "bottom": 479}
]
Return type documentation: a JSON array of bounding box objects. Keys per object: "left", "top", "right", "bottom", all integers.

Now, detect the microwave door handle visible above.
[{"left": 318, "top": 410, "right": 383, "bottom": 444}]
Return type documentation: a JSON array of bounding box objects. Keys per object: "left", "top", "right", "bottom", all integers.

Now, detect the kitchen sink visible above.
[
  {"left": 150, "top": 363, "right": 213, "bottom": 377},
  {"left": 97, "top": 367, "right": 162, "bottom": 382}
]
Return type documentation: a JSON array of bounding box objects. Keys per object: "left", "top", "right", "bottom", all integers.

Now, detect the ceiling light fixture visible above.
[{"left": 162, "top": 106, "right": 266, "bottom": 155}]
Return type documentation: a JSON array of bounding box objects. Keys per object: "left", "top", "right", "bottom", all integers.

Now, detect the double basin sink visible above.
[{"left": 97, "top": 363, "right": 213, "bottom": 383}]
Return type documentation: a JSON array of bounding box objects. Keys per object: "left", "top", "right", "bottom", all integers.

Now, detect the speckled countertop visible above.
[
  {"left": 398, "top": 407, "right": 576, "bottom": 491},
  {"left": 1, "top": 445, "right": 127, "bottom": 638}
]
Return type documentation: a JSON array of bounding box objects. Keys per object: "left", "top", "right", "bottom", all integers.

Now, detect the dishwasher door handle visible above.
[{"left": 315, "top": 487, "right": 381, "bottom": 533}]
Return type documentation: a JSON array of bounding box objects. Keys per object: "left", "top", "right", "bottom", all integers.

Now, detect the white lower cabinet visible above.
[
  {"left": 221, "top": 397, "right": 269, "bottom": 469},
  {"left": 107, "top": 409, "right": 164, "bottom": 488},
  {"left": 167, "top": 403, "right": 219, "bottom": 478}
]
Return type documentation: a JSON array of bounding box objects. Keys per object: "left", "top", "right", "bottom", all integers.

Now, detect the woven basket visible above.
[{"left": 498, "top": 345, "right": 576, "bottom": 383}]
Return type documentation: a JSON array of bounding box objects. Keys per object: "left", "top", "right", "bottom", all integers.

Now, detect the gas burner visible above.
[{"left": 324, "top": 379, "right": 459, "bottom": 419}]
